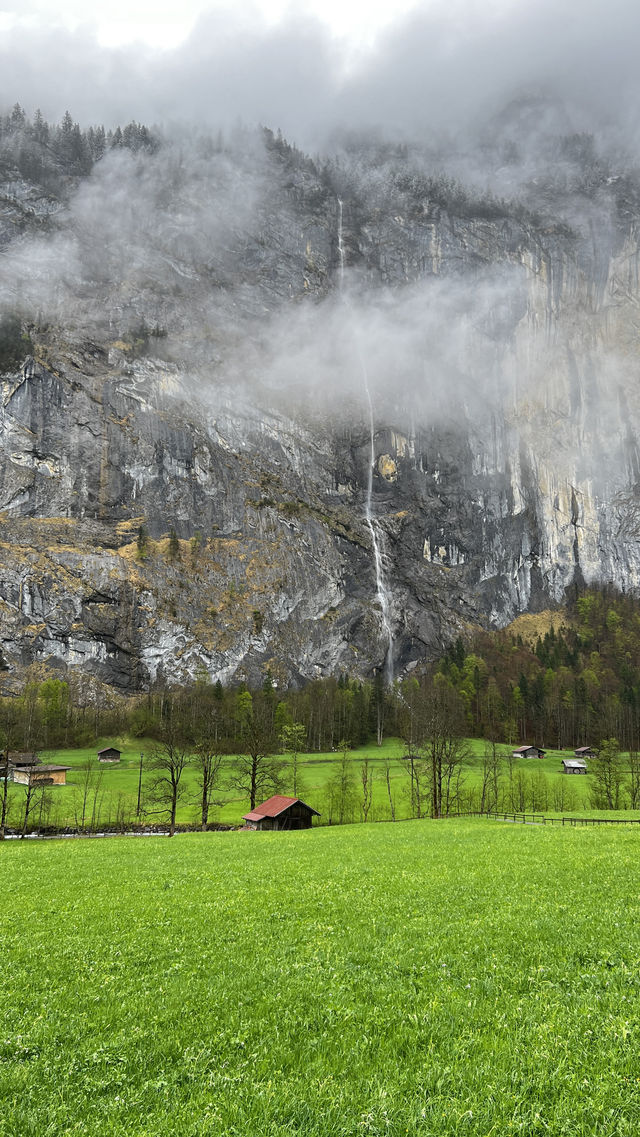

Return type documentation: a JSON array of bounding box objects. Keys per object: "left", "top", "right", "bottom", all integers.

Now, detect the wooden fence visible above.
[{"left": 462, "top": 811, "right": 640, "bottom": 827}]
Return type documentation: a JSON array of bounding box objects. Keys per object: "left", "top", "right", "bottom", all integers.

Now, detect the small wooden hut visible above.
[
  {"left": 562, "top": 759, "right": 588, "bottom": 775},
  {"left": 242, "top": 795, "right": 320, "bottom": 831},
  {"left": 98, "top": 746, "right": 122, "bottom": 763},
  {"left": 512, "top": 745, "right": 546, "bottom": 760},
  {"left": 0, "top": 753, "right": 41, "bottom": 781},
  {"left": 575, "top": 746, "right": 597, "bottom": 759}
]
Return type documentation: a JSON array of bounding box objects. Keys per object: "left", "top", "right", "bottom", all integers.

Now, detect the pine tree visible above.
[{"left": 168, "top": 528, "right": 180, "bottom": 562}]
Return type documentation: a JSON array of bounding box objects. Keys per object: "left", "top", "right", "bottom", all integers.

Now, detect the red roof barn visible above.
[{"left": 242, "top": 795, "right": 320, "bottom": 831}]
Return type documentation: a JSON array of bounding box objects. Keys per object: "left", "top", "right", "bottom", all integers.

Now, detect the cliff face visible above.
[{"left": 1, "top": 121, "right": 640, "bottom": 688}]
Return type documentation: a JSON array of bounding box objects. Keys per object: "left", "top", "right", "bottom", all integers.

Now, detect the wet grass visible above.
[{"left": 1, "top": 819, "right": 640, "bottom": 1135}]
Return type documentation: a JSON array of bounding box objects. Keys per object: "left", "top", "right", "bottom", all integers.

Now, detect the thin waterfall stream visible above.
[{"left": 337, "top": 198, "right": 395, "bottom": 682}]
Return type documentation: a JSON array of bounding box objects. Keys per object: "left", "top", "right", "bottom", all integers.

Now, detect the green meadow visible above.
[
  {"left": 2, "top": 738, "right": 603, "bottom": 833},
  {"left": 2, "top": 819, "right": 640, "bottom": 1135}
]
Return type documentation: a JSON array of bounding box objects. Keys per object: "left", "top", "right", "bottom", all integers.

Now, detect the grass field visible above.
[
  {"left": 2, "top": 738, "right": 603, "bottom": 832},
  {"left": 1, "top": 818, "right": 640, "bottom": 1135}
]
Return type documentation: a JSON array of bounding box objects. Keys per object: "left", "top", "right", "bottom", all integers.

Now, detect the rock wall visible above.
[{"left": 1, "top": 131, "right": 640, "bottom": 688}]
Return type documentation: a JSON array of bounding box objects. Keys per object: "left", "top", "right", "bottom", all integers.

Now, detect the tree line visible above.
[
  {"left": 0, "top": 673, "right": 472, "bottom": 836},
  {"left": 1, "top": 670, "right": 638, "bottom": 838},
  {"left": 0, "top": 102, "right": 158, "bottom": 187}
]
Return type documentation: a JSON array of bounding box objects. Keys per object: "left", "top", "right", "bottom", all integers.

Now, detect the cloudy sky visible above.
[
  {"left": 0, "top": 0, "right": 420, "bottom": 51},
  {"left": 0, "top": 0, "right": 639, "bottom": 146}
]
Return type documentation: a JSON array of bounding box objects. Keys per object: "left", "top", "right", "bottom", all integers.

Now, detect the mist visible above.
[
  {"left": 2, "top": 1, "right": 640, "bottom": 149},
  {"left": 0, "top": 106, "right": 635, "bottom": 454},
  {"left": 0, "top": 0, "right": 639, "bottom": 478},
  {"left": 0, "top": 126, "right": 532, "bottom": 414}
]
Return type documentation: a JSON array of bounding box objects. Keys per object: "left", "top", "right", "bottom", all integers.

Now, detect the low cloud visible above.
[
  {"left": 0, "top": 0, "right": 639, "bottom": 477},
  {"left": 1, "top": 1, "right": 640, "bottom": 149}
]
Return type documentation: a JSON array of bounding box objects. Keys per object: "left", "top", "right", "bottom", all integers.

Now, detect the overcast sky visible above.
[
  {"left": 1, "top": 0, "right": 639, "bottom": 147},
  {"left": 0, "top": 0, "right": 422, "bottom": 51}
]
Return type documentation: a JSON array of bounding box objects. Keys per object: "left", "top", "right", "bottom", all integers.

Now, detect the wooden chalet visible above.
[
  {"left": 562, "top": 758, "right": 588, "bottom": 775},
  {"left": 512, "top": 745, "right": 546, "bottom": 760},
  {"left": 575, "top": 746, "right": 597, "bottom": 759},
  {"left": 12, "top": 764, "right": 71, "bottom": 786},
  {"left": 242, "top": 795, "right": 320, "bottom": 831},
  {"left": 98, "top": 746, "right": 121, "bottom": 763}
]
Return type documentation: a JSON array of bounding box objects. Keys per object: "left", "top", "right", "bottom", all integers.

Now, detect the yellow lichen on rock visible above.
[{"left": 377, "top": 454, "right": 398, "bottom": 482}]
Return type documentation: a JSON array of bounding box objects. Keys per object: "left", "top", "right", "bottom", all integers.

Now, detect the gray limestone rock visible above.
[{"left": 1, "top": 126, "right": 639, "bottom": 688}]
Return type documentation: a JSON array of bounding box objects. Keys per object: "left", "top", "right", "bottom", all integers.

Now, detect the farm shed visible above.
[
  {"left": 575, "top": 746, "right": 597, "bottom": 758},
  {"left": 0, "top": 753, "right": 41, "bottom": 781},
  {"left": 98, "top": 746, "right": 121, "bottom": 763},
  {"left": 562, "top": 759, "right": 588, "bottom": 775},
  {"left": 12, "top": 764, "right": 71, "bottom": 786},
  {"left": 242, "top": 795, "right": 320, "bottom": 830},
  {"left": 512, "top": 745, "right": 546, "bottom": 759}
]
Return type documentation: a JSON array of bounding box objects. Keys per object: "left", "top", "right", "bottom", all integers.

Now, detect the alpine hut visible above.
[
  {"left": 575, "top": 746, "right": 597, "bottom": 759},
  {"left": 98, "top": 746, "right": 121, "bottom": 763},
  {"left": 242, "top": 795, "right": 320, "bottom": 831},
  {"left": 511, "top": 744, "right": 546, "bottom": 759},
  {"left": 562, "top": 758, "right": 588, "bottom": 775},
  {"left": 0, "top": 752, "right": 41, "bottom": 781}
]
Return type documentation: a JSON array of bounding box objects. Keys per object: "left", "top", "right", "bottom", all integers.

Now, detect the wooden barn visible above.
[
  {"left": 512, "top": 745, "right": 546, "bottom": 760},
  {"left": 242, "top": 795, "right": 320, "bottom": 831},
  {"left": 562, "top": 759, "right": 588, "bottom": 775},
  {"left": 12, "top": 764, "right": 71, "bottom": 786},
  {"left": 0, "top": 753, "right": 41, "bottom": 781},
  {"left": 98, "top": 746, "right": 121, "bottom": 763},
  {"left": 575, "top": 746, "right": 597, "bottom": 759}
]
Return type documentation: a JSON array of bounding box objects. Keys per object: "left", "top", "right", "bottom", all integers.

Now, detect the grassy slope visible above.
[
  {"left": 3, "top": 737, "right": 619, "bottom": 831},
  {"left": 2, "top": 819, "right": 640, "bottom": 1135}
]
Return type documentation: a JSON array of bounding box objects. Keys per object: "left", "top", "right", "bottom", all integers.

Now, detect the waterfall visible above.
[
  {"left": 337, "top": 197, "right": 346, "bottom": 283},
  {"left": 337, "top": 198, "right": 395, "bottom": 683}
]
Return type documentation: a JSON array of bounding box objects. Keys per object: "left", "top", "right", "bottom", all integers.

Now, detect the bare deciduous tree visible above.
[
  {"left": 73, "top": 757, "right": 105, "bottom": 832},
  {"left": 419, "top": 678, "right": 468, "bottom": 818},
  {"left": 18, "top": 773, "right": 52, "bottom": 838},
  {"left": 193, "top": 736, "right": 225, "bottom": 830},
  {"left": 383, "top": 759, "right": 396, "bottom": 821},
  {"left": 147, "top": 715, "right": 191, "bottom": 836},
  {"left": 360, "top": 757, "right": 373, "bottom": 822},
  {"left": 0, "top": 701, "right": 21, "bottom": 839},
  {"left": 326, "top": 739, "right": 357, "bottom": 825},
  {"left": 479, "top": 741, "right": 504, "bottom": 814}
]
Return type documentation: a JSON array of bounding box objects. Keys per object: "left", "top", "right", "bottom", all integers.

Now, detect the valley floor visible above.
[{"left": 1, "top": 737, "right": 612, "bottom": 834}]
